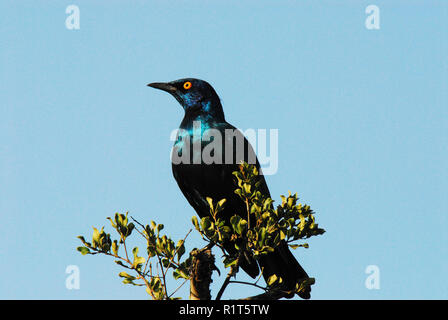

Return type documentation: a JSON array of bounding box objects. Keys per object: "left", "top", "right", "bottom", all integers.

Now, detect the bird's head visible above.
[{"left": 147, "top": 78, "right": 224, "bottom": 119}]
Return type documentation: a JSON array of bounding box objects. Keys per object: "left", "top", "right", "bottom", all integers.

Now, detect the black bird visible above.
[{"left": 147, "top": 78, "right": 311, "bottom": 299}]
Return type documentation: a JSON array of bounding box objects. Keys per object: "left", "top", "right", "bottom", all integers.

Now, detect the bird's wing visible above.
[{"left": 171, "top": 121, "right": 270, "bottom": 218}]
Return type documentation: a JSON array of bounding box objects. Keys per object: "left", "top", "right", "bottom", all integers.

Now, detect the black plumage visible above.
[{"left": 148, "top": 78, "right": 311, "bottom": 299}]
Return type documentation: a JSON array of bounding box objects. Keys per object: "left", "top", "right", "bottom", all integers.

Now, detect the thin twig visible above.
[
  {"left": 254, "top": 266, "right": 264, "bottom": 286},
  {"left": 241, "top": 289, "right": 287, "bottom": 300},
  {"left": 228, "top": 280, "right": 267, "bottom": 292},
  {"left": 245, "top": 198, "right": 251, "bottom": 229},
  {"left": 165, "top": 229, "right": 192, "bottom": 270},
  {"left": 121, "top": 235, "right": 130, "bottom": 262},
  {"left": 155, "top": 251, "right": 168, "bottom": 299},
  {"left": 215, "top": 264, "right": 237, "bottom": 300},
  {"left": 130, "top": 216, "right": 145, "bottom": 230},
  {"left": 168, "top": 278, "right": 189, "bottom": 299}
]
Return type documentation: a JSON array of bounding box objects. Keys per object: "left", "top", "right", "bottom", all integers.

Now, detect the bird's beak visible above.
[{"left": 147, "top": 82, "right": 177, "bottom": 94}]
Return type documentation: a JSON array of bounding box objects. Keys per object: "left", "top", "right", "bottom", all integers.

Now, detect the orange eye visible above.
[{"left": 183, "top": 81, "right": 192, "bottom": 90}]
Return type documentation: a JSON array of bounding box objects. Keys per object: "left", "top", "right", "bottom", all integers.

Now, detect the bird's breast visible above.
[{"left": 172, "top": 121, "right": 256, "bottom": 167}]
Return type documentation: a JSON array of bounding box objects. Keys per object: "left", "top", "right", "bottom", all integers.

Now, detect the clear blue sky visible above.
[{"left": 1, "top": 1, "right": 447, "bottom": 299}]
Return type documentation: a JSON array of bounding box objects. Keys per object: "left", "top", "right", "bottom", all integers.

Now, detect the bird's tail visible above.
[{"left": 258, "top": 241, "right": 311, "bottom": 299}]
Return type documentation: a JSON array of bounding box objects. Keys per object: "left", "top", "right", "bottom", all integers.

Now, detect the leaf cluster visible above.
[
  {"left": 192, "top": 162, "right": 325, "bottom": 296},
  {"left": 77, "top": 212, "right": 192, "bottom": 300},
  {"left": 76, "top": 163, "right": 325, "bottom": 300}
]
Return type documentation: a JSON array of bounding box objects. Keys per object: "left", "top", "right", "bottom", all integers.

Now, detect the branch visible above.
[
  {"left": 241, "top": 289, "right": 288, "bottom": 300},
  {"left": 228, "top": 280, "right": 267, "bottom": 292},
  {"left": 189, "top": 247, "right": 215, "bottom": 300},
  {"left": 215, "top": 264, "right": 237, "bottom": 300}
]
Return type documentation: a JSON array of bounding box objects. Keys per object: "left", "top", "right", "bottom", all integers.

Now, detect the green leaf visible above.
[
  {"left": 289, "top": 243, "right": 309, "bottom": 249},
  {"left": 234, "top": 188, "right": 243, "bottom": 199},
  {"left": 77, "top": 236, "right": 87, "bottom": 244},
  {"left": 200, "top": 217, "right": 211, "bottom": 231},
  {"left": 118, "top": 271, "right": 136, "bottom": 280},
  {"left": 230, "top": 215, "right": 241, "bottom": 234},
  {"left": 223, "top": 256, "right": 238, "bottom": 268},
  {"left": 114, "top": 260, "right": 127, "bottom": 268},
  {"left": 279, "top": 230, "right": 286, "bottom": 241},
  {"left": 267, "top": 274, "right": 278, "bottom": 286},
  {"left": 150, "top": 277, "right": 161, "bottom": 293},
  {"left": 77, "top": 246, "right": 90, "bottom": 255},
  {"left": 238, "top": 219, "right": 247, "bottom": 235},
  {"left": 161, "top": 258, "right": 171, "bottom": 268},
  {"left": 257, "top": 227, "right": 267, "bottom": 246},
  {"left": 116, "top": 213, "right": 128, "bottom": 228},
  {"left": 296, "top": 277, "right": 315, "bottom": 294},
  {"left": 92, "top": 227, "right": 100, "bottom": 248},
  {"left": 112, "top": 240, "right": 119, "bottom": 255},
  {"left": 176, "top": 240, "right": 185, "bottom": 260},
  {"left": 131, "top": 246, "right": 145, "bottom": 268},
  {"left": 107, "top": 217, "right": 116, "bottom": 228},
  {"left": 242, "top": 183, "right": 251, "bottom": 195},
  {"left": 147, "top": 244, "right": 156, "bottom": 258},
  {"left": 192, "top": 216, "right": 200, "bottom": 231},
  {"left": 206, "top": 197, "right": 214, "bottom": 210},
  {"left": 216, "top": 198, "right": 227, "bottom": 212},
  {"left": 133, "top": 256, "right": 145, "bottom": 269},
  {"left": 173, "top": 268, "right": 189, "bottom": 280},
  {"left": 126, "top": 222, "right": 135, "bottom": 236}
]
